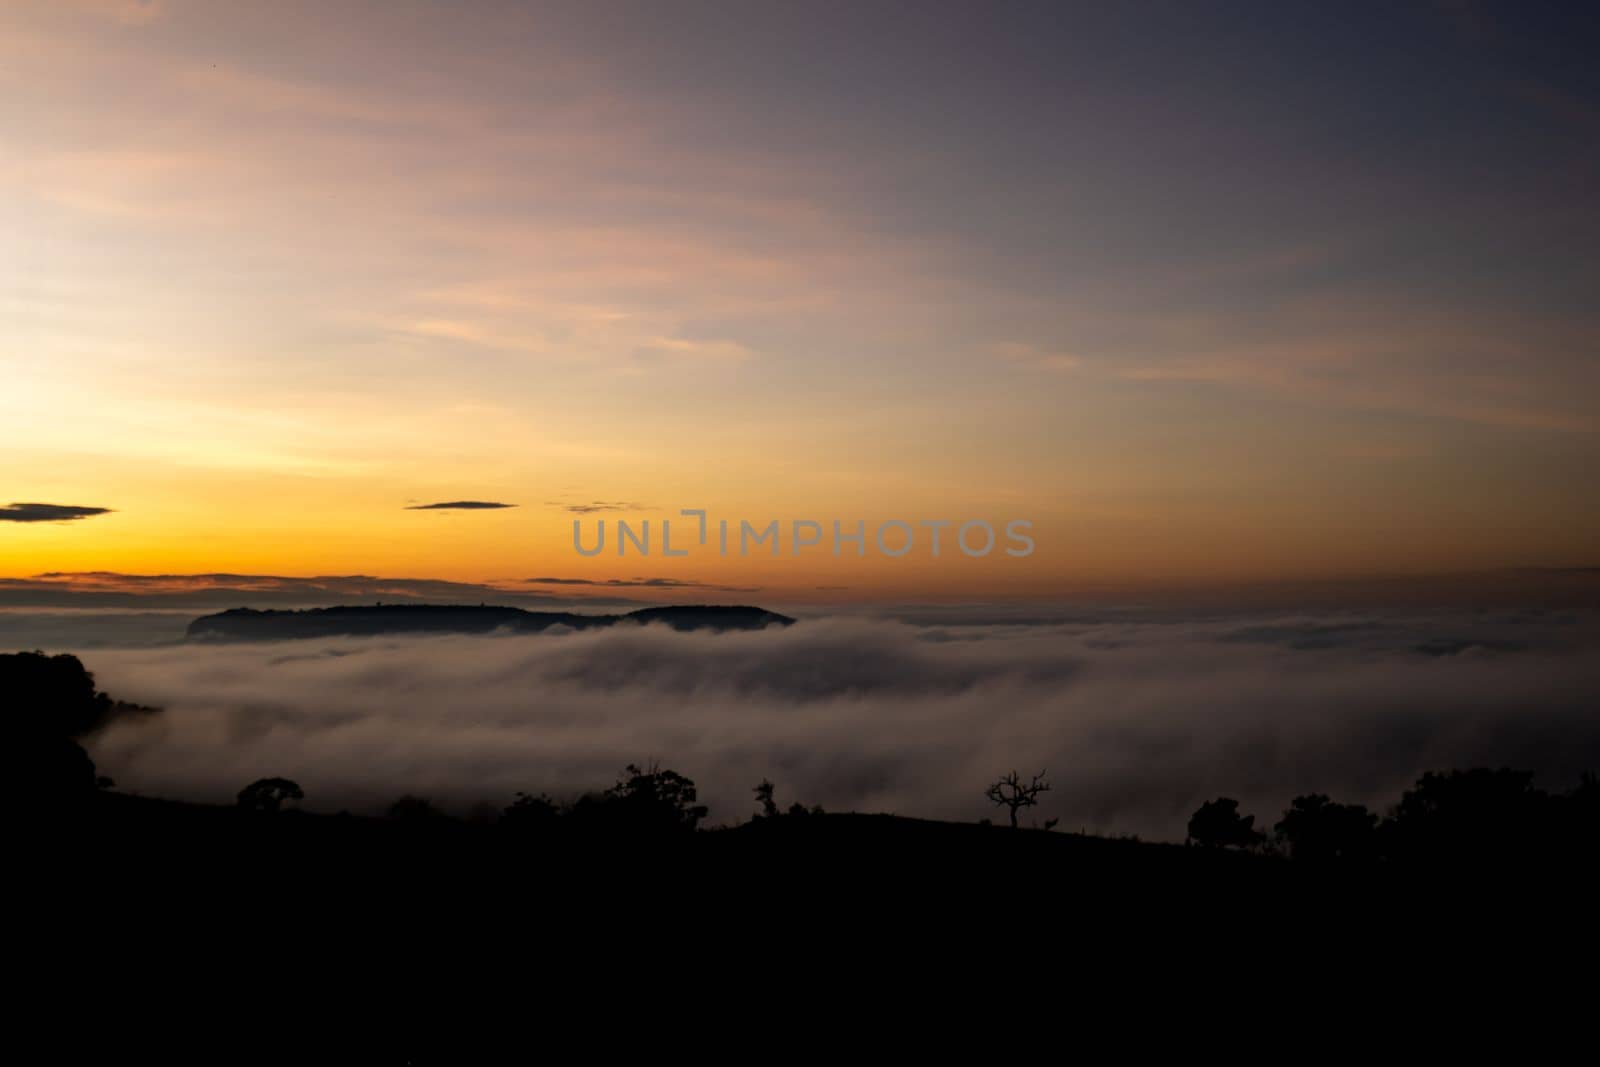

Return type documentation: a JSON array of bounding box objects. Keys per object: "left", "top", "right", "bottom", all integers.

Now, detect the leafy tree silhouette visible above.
[
  {"left": 2, "top": 650, "right": 155, "bottom": 804},
  {"left": 986, "top": 770, "right": 1050, "bottom": 828},
  {"left": 1274, "top": 794, "right": 1377, "bottom": 861},
  {"left": 237, "top": 777, "right": 304, "bottom": 813},
  {"left": 1386, "top": 768, "right": 1550, "bottom": 860},
  {"left": 6, "top": 650, "right": 125, "bottom": 737},
  {"left": 611, "top": 762, "right": 707, "bottom": 830},
  {"left": 502, "top": 791, "right": 561, "bottom": 830},
  {"left": 567, "top": 763, "right": 708, "bottom": 835},
  {"left": 1187, "top": 797, "right": 1263, "bottom": 849}
]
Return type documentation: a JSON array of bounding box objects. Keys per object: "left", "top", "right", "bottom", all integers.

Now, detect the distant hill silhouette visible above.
[{"left": 185, "top": 603, "right": 795, "bottom": 641}]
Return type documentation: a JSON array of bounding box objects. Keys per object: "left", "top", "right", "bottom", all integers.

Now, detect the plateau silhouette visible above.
[{"left": 185, "top": 603, "right": 795, "bottom": 641}]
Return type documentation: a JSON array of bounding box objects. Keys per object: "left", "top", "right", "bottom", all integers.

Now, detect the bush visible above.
[{"left": 1187, "top": 797, "right": 1264, "bottom": 849}]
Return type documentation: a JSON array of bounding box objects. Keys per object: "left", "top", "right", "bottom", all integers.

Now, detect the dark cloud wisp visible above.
[
  {"left": 551, "top": 501, "right": 648, "bottom": 514},
  {"left": 0, "top": 503, "right": 113, "bottom": 523},
  {"left": 404, "top": 501, "right": 516, "bottom": 510}
]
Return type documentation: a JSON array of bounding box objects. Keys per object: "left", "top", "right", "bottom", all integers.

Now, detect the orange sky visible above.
[{"left": 3, "top": 1, "right": 1597, "bottom": 601}]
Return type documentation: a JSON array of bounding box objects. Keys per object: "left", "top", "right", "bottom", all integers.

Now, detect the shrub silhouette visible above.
[
  {"left": 1274, "top": 794, "right": 1377, "bottom": 861},
  {"left": 237, "top": 777, "right": 304, "bottom": 813},
  {"left": 1187, "top": 797, "right": 1263, "bottom": 849}
]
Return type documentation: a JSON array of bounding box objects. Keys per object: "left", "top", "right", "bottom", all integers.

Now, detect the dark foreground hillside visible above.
[
  {"left": 21, "top": 782, "right": 1598, "bottom": 1019},
  {"left": 26, "top": 783, "right": 1598, "bottom": 898},
  {"left": 40, "top": 788, "right": 1260, "bottom": 881}
]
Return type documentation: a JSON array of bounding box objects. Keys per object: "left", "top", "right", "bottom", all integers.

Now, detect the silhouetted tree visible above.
[
  {"left": 1187, "top": 797, "right": 1263, "bottom": 849},
  {"left": 502, "top": 791, "right": 562, "bottom": 830},
  {"left": 754, "top": 779, "right": 779, "bottom": 819},
  {"left": 752, "top": 779, "right": 823, "bottom": 819},
  {"left": 2, "top": 650, "right": 155, "bottom": 804},
  {"left": 1385, "top": 768, "right": 1550, "bottom": 860},
  {"left": 611, "top": 762, "right": 707, "bottom": 830},
  {"left": 1274, "top": 794, "right": 1377, "bottom": 861},
  {"left": 4, "top": 650, "right": 130, "bottom": 737},
  {"left": 237, "top": 777, "right": 304, "bottom": 813},
  {"left": 986, "top": 770, "right": 1050, "bottom": 828},
  {"left": 567, "top": 763, "right": 708, "bottom": 835}
]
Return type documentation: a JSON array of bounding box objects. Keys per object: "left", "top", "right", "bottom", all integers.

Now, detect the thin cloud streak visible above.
[
  {"left": 404, "top": 501, "right": 516, "bottom": 511},
  {"left": 551, "top": 501, "right": 650, "bottom": 514},
  {"left": 0, "top": 503, "right": 113, "bottom": 523}
]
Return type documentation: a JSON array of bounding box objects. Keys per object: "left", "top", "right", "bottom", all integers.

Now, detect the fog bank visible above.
[{"left": 79, "top": 612, "right": 1600, "bottom": 840}]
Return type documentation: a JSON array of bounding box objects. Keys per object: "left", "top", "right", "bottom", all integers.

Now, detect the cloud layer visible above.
[{"left": 78, "top": 610, "right": 1600, "bottom": 840}]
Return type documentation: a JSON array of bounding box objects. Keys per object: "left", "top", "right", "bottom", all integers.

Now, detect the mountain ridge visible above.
[{"left": 186, "top": 603, "right": 795, "bottom": 642}]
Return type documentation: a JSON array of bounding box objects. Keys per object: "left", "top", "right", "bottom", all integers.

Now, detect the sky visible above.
[{"left": 4, "top": 0, "right": 1597, "bottom": 602}]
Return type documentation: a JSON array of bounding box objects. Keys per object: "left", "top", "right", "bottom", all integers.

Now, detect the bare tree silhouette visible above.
[{"left": 986, "top": 770, "right": 1051, "bottom": 828}]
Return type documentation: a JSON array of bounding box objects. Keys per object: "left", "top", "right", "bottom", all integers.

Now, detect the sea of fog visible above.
[{"left": 11, "top": 607, "right": 1600, "bottom": 840}]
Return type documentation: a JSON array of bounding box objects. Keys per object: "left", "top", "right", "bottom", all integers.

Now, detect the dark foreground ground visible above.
[
  {"left": 27, "top": 790, "right": 1598, "bottom": 909},
  {"left": 16, "top": 790, "right": 1596, "bottom": 1054}
]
